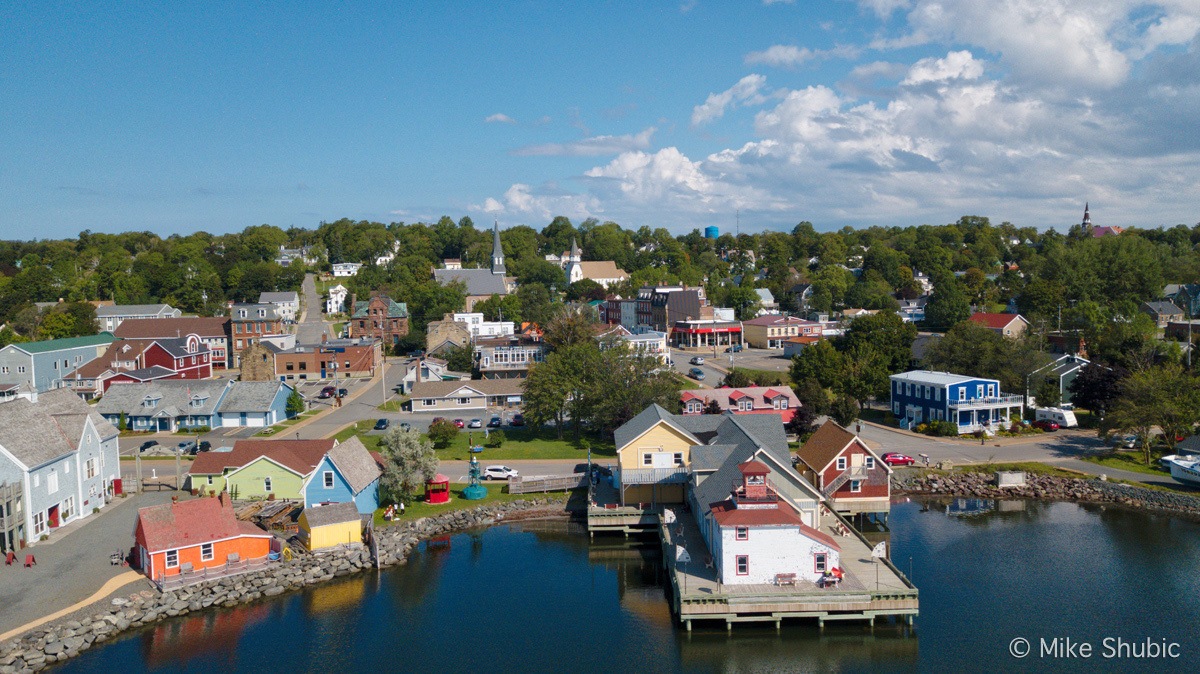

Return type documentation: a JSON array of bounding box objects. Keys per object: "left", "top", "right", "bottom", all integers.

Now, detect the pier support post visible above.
[
  {"left": 775, "top": 619, "right": 781, "bottom": 632},
  {"left": 818, "top": 616, "right": 825, "bottom": 631},
  {"left": 726, "top": 620, "right": 732, "bottom": 633},
  {"left": 686, "top": 620, "right": 692, "bottom": 632}
]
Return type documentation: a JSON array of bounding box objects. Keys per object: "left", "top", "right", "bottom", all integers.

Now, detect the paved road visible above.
[
  {"left": 0, "top": 491, "right": 172, "bottom": 637},
  {"left": 295, "top": 273, "right": 330, "bottom": 344}
]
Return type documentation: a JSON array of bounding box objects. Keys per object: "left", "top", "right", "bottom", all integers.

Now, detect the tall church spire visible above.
[
  {"left": 1081, "top": 202, "right": 1092, "bottom": 228},
  {"left": 569, "top": 236, "right": 581, "bottom": 263},
  {"left": 491, "top": 221, "right": 506, "bottom": 275}
]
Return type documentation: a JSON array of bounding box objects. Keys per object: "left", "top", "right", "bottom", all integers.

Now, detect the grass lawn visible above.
[
  {"left": 669, "top": 372, "right": 702, "bottom": 390},
  {"left": 254, "top": 410, "right": 321, "bottom": 436},
  {"left": 333, "top": 420, "right": 614, "bottom": 461},
  {"left": 372, "top": 483, "right": 572, "bottom": 528},
  {"left": 1080, "top": 450, "right": 1170, "bottom": 476},
  {"left": 377, "top": 397, "right": 408, "bottom": 412},
  {"left": 916, "top": 461, "right": 1081, "bottom": 478}
]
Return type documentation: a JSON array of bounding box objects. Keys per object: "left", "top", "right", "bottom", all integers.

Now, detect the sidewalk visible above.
[{"left": 0, "top": 491, "right": 172, "bottom": 638}]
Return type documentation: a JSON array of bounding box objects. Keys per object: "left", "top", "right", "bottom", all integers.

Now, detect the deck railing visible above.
[
  {"left": 508, "top": 474, "right": 586, "bottom": 494},
  {"left": 155, "top": 554, "right": 278, "bottom": 591},
  {"left": 618, "top": 466, "right": 689, "bottom": 485},
  {"left": 948, "top": 395, "right": 1024, "bottom": 410}
]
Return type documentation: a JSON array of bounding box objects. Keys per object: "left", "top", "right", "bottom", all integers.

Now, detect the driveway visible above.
[{"left": 295, "top": 273, "right": 330, "bottom": 344}]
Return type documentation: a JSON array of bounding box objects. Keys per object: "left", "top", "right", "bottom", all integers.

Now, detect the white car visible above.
[
  {"left": 467, "top": 418, "right": 483, "bottom": 428},
  {"left": 483, "top": 465, "right": 518, "bottom": 480},
  {"left": 689, "top": 356, "right": 705, "bottom": 365}
]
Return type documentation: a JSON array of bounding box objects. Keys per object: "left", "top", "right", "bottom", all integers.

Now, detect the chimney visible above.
[
  {"left": 350, "top": 293, "right": 357, "bottom": 314},
  {"left": 218, "top": 491, "right": 228, "bottom": 507}
]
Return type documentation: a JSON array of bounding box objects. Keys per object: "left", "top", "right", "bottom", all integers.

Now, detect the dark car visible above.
[
  {"left": 1032, "top": 419, "right": 1059, "bottom": 432},
  {"left": 511, "top": 413, "right": 525, "bottom": 426},
  {"left": 399, "top": 422, "right": 412, "bottom": 431},
  {"left": 337, "top": 388, "right": 349, "bottom": 398},
  {"left": 318, "top": 386, "right": 336, "bottom": 399},
  {"left": 177, "top": 440, "right": 197, "bottom": 455},
  {"left": 725, "top": 344, "right": 743, "bottom": 353},
  {"left": 688, "top": 367, "right": 706, "bottom": 380},
  {"left": 139, "top": 440, "right": 158, "bottom": 453},
  {"left": 197, "top": 440, "right": 211, "bottom": 453},
  {"left": 487, "top": 416, "right": 502, "bottom": 428},
  {"left": 431, "top": 417, "right": 446, "bottom": 425},
  {"left": 882, "top": 452, "right": 916, "bottom": 466},
  {"left": 374, "top": 418, "right": 390, "bottom": 431}
]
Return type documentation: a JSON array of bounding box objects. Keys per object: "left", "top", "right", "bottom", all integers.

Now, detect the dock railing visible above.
[
  {"left": 508, "top": 474, "right": 586, "bottom": 494},
  {"left": 155, "top": 553, "right": 277, "bottom": 591}
]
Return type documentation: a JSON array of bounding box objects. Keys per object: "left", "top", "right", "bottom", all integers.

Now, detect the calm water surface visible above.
[{"left": 56, "top": 500, "right": 1200, "bottom": 673}]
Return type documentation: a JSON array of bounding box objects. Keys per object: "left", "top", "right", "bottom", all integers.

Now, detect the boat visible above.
[{"left": 1164, "top": 456, "right": 1200, "bottom": 487}]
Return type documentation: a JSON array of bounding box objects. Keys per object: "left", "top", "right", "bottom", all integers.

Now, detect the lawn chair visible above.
[
  {"left": 4, "top": 551, "right": 15, "bottom": 566},
  {"left": 24, "top": 554, "right": 36, "bottom": 567}
]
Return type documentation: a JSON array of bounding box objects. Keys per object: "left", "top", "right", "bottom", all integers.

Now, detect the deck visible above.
[{"left": 656, "top": 509, "right": 917, "bottom": 630}]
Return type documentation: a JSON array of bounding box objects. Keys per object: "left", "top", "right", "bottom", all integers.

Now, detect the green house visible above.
[{"left": 186, "top": 439, "right": 337, "bottom": 500}]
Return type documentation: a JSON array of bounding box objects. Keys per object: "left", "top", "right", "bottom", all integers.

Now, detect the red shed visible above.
[{"left": 425, "top": 474, "right": 450, "bottom": 504}]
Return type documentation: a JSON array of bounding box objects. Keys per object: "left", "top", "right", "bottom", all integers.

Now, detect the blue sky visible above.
[{"left": 3, "top": 1, "right": 1199, "bottom": 239}]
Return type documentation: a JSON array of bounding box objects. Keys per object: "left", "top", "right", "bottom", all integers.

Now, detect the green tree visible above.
[
  {"left": 565, "top": 278, "right": 606, "bottom": 302},
  {"left": 924, "top": 272, "right": 971, "bottom": 329},
  {"left": 1032, "top": 378, "right": 1061, "bottom": 410},
  {"left": 543, "top": 304, "right": 597, "bottom": 350},
  {"left": 484, "top": 429, "right": 506, "bottom": 448},
  {"left": 380, "top": 428, "right": 439, "bottom": 504},
  {"left": 790, "top": 340, "right": 846, "bottom": 390},
  {"left": 840, "top": 311, "right": 917, "bottom": 374},
  {"left": 1068, "top": 363, "right": 1128, "bottom": 417},
  {"left": 443, "top": 344, "right": 475, "bottom": 373},
  {"left": 427, "top": 419, "right": 459, "bottom": 449},
  {"left": 829, "top": 394, "right": 859, "bottom": 427},
  {"left": 285, "top": 389, "right": 305, "bottom": 418},
  {"left": 721, "top": 368, "right": 753, "bottom": 388},
  {"left": 38, "top": 311, "right": 75, "bottom": 340}
]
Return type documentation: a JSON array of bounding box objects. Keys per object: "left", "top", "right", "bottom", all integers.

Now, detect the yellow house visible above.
[
  {"left": 298, "top": 502, "right": 362, "bottom": 551},
  {"left": 613, "top": 404, "right": 709, "bottom": 505}
]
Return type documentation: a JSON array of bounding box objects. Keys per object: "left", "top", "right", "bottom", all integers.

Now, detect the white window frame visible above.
[
  {"left": 735, "top": 526, "right": 748, "bottom": 541},
  {"left": 61, "top": 496, "right": 74, "bottom": 520},
  {"left": 166, "top": 549, "right": 179, "bottom": 568},
  {"left": 850, "top": 480, "right": 862, "bottom": 493},
  {"left": 814, "top": 553, "right": 827, "bottom": 573},
  {"left": 33, "top": 511, "right": 45, "bottom": 536},
  {"left": 47, "top": 470, "right": 59, "bottom": 495},
  {"left": 643, "top": 453, "right": 653, "bottom": 466},
  {"left": 865, "top": 457, "right": 875, "bottom": 470},
  {"left": 324, "top": 471, "right": 335, "bottom": 489},
  {"left": 836, "top": 457, "right": 847, "bottom": 471},
  {"left": 264, "top": 476, "right": 273, "bottom": 492},
  {"left": 736, "top": 555, "right": 749, "bottom": 576},
  {"left": 85, "top": 458, "right": 98, "bottom": 479},
  {"left": 201, "top": 543, "right": 214, "bottom": 562}
]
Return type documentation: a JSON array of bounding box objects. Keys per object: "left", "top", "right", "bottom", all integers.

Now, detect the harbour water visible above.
[{"left": 55, "top": 500, "right": 1200, "bottom": 673}]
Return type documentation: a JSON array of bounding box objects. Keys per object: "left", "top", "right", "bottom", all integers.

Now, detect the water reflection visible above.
[{"left": 139, "top": 602, "right": 271, "bottom": 671}]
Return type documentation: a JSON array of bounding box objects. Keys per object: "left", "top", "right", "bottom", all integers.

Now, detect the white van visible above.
[{"left": 1036, "top": 407, "right": 1078, "bottom": 428}]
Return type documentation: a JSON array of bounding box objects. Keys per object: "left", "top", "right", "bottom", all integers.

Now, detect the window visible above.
[
  {"left": 736, "top": 555, "right": 749, "bottom": 575},
  {"left": 865, "top": 457, "right": 875, "bottom": 470},
  {"left": 33, "top": 511, "right": 45, "bottom": 536},
  {"left": 85, "top": 458, "right": 98, "bottom": 479},
  {"left": 324, "top": 471, "right": 335, "bottom": 489},
  {"left": 673, "top": 453, "right": 684, "bottom": 466},
  {"left": 814, "top": 553, "right": 827, "bottom": 573},
  {"left": 422, "top": 399, "right": 435, "bottom": 406},
  {"left": 976, "top": 385, "right": 983, "bottom": 398},
  {"left": 64, "top": 461, "right": 70, "bottom": 474},
  {"left": 850, "top": 480, "right": 862, "bottom": 493},
  {"left": 776, "top": 398, "right": 788, "bottom": 409},
  {"left": 264, "top": 476, "right": 273, "bottom": 492},
  {"left": 643, "top": 453, "right": 653, "bottom": 466},
  {"left": 0, "top": 367, "right": 7, "bottom": 374},
  {"left": 17, "top": 366, "right": 26, "bottom": 374},
  {"left": 893, "top": 402, "right": 900, "bottom": 414},
  {"left": 299, "top": 362, "right": 307, "bottom": 371},
  {"left": 735, "top": 526, "right": 748, "bottom": 540},
  {"left": 207, "top": 476, "right": 214, "bottom": 485},
  {"left": 166, "top": 549, "right": 179, "bottom": 568},
  {"left": 47, "top": 470, "right": 59, "bottom": 495},
  {"left": 61, "top": 496, "right": 74, "bottom": 520},
  {"left": 836, "top": 457, "right": 846, "bottom": 471},
  {"left": 458, "top": 397, "right": 471, "bottom": 405},
  {"left": 201, "top": 543, "right": 214, "bottom": 562}
]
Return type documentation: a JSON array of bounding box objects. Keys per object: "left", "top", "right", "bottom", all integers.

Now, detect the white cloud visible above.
[
  {"left": 763, "top": 0, "right": 795, "bottom": 5},
  {"left": 471, "top": 183, "right": 599, "bottom": 221},
  {"left": 691, "top": 74, "right": 768, "bottom": 127},
  {"left": 1137, "top": 13, "right": 1200, "bottom": 57},
  {"left": 746, "top": 45, "right": 817, "bottom": 68},
  {"left": 901, "top": 50, "right": 984, "bottom": 85},
  {"left": 513, "top": 127, "right": 656, "bottom": 157},
  {"left": 485, "top": 113, "right": 516, "bottom": 124},
  {"left": 857, "top": 0, "right": 910, "bottom": 19}
]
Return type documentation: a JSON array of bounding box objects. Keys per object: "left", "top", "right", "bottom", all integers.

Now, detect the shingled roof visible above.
[
  {"left": 794, "top": 420, "right": 864, "bottom": 474},
  {"left": 189, "top": 438, "right": 336, "bottom": 476},
  {"left": 302, "top": 501, "right": 362, "bottom": 528},
  {"left": 136, "top": 496, "right": 268, "bottom": 553},
  {"left": 0, "top": 389, "right": 119, "bottom": 469},
  {"left": 324, "top": 436, "right": 381, "bottom": 495},
  {"left": 114, "top": 317, "right": 229, "bottom": 340}
]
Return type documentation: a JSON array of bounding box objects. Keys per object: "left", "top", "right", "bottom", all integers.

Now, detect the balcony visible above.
[
  {"left": 948, "top": 395, "right": 1024, "bottom": 411},
  {"left": 617, "top": 466, "right": 689, "bottom": 485}
]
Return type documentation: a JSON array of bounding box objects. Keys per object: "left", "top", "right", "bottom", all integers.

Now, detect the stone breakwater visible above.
[
  {"left": 0, "top": 498, "right": 567, "bottom": 673},
  {"left": 892, "top": 471, "right": 1200, "bottom": 518}
]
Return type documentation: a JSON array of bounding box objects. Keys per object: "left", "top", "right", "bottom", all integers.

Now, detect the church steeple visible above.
[
  {"left": 1081, "top": 203, "right": 1092, "bottom": 228},
  {"left": 569, "top": 236, "right": 581, "bottom": 263},
  {"left": 491, "top": 221, "right": 506, "bottom": 275}
]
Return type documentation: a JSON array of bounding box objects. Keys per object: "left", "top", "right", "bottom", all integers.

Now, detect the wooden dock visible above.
[{"left": 587, "top": 493, "right": 919, "bottom": 630}]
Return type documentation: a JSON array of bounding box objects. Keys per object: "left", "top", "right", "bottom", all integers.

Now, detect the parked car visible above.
[
  {"left": 487, "top": 416, "right": 503, "bottom": 428},
  {"left": 688, "top": 367, "right": 706, "bottom": 380},
  {"left": 318, "top": 386, "right": 336, "bottom": 399},
  {"left": 1032, "top": 419, "right": 1059, "bottom": 432},
  {"left": 374, "top": 418, "right": 390, "bottom": 431},
  {"left": 197, "top": 440, "right": 211, "bottom": 453},
  {"left": 511, "top": 413, "right": 525, "bottom": 426},
  {"left": 139, "top": 440, "right": 158, "bottom": 453},
  {"left": 399, "top": 422, "right": 412, "bottom": 431},
  {"left": 177, "top": 440, "right": 197, "bottom": 455},
  {"left": 431, "top": 417, "right": 446, "bottom": 425},
  {"left": 1114, "top": 434, "right": 1138, "bottom": 448},
  {"left": 453, "top": 418, "right": 465, "bottom": 428},
  {"left": 689, "top": 356, "right": 706, "bottom": 365},
  {"left": 882, "top": 452, "right": 916, "bottom": 466},
  {"left": 725, "top": 344, "right": 743, "bottom": 353},
  {"left": 337, "top": 388, "right": 349, "bottom": 398},
  {"left": 483, "top": 465, "right": 518, "bottom": 480},
  {"left": 468, "top": 418, "right": 483, "bottom": 428}
]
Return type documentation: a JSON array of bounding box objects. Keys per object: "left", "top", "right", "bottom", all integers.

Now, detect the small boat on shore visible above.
[{"left": 1164, "top": 456, "right": 1200, "bottom": 487}]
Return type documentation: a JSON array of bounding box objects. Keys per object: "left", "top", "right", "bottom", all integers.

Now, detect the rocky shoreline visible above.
[
  {"left": 892, "top": 470, "right": 1200, "bottom": 519},
  {"left": 0, "top": 498, "right": 569, "bottom": 673}
]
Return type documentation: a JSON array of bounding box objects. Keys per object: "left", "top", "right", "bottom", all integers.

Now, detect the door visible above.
[
  {"left": 651, "top": 452, "right": 675, "bottom": 468},
  {"left": 48, "top": 505, "right": 59, "bottom": 528}
]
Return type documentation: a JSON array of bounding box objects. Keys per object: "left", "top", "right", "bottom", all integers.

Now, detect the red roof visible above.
[
  {"left": 680, "top": 391, "right": 705, "bottom": 403},
  {"left": 762, "top": 388, "right": 784, "bottom": 399},
  {"left": 738, "top": 459, "right": 770, "bottom": 476},
  {"left": 188, "top": 439, "right": 336, "bottom": 476},
  {"left": 710, "top": 501, "right": 840, "bottom": 550},
  {"left": 727, "top": 390, "right": 749, "bottom": 401},
  {"left": 136, "top": 496, "right": 268, "bottom": 553},
  {"left": 968, "top": 313, "right": 1025, "bottom": 329}
]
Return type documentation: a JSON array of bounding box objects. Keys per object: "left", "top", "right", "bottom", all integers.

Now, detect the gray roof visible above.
[
  {"left": 433, "top": 268, "right": 508, "bottom": 296},
  {"left": 690, "top": 416, "right": 798, "bottom": 512},
  {"left": 0, "top": 389, "right": 118, "bottom": 470},
  {"left": 153, "top": 336, "right": 210, "bottom": 359},
  {"left": 1142, "top": 300, "right": 1182, "bottom": 316},
  {"left": 303, "top": 501, "right": 362, "bottom": 528},
  {"left": 97, "top": 379, "right": 231, "bottom": 417},
  {"left": 613, "top": 404, "right": 693, "bottom": 450},
  {"left": 690, "top": 444, "right": 739, "bottom": 471},
  {"left": 258, "top": 291, "right": 299, "bottom": 304},
  {"left": 216, "top": 381, "right": 288, "bottom": 413},
  {"left": 326, "top": 436, "right": 382, "bottom": 495},
  {"left": 1177, "top": 435, "right": 1200, "bottom": 455},
  {"left": 95, "top": 304, "right": 175, "bottom": 317}
]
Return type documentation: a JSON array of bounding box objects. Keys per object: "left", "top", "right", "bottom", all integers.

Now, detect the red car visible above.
[
  {"left": 452, "top": 418, "right": 465, "bottom": 428},
  {"left": 1032, "top": 419, "right": 1059, "bottom": 432},
  {"left": 882, "top": 452, "right": 916, "bottom": 466}
]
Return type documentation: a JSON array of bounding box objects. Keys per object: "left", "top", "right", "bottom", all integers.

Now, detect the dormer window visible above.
[{"left": 142, "top": 395, "right": 159, "bottom": 408}]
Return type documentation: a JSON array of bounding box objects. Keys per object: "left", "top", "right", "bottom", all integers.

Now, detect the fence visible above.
[
  {"left": 507, "top": 474, "right": 586, "bottom": 494},
  {"left": 155, "top": 554, "right": 278, "bottom": 591}
]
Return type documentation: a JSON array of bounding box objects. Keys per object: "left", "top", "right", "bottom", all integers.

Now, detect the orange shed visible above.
[{"left": 134, "top": 493, "right": 272, "bottom": 584}]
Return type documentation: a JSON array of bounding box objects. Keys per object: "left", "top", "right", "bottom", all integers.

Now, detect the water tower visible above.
[{"left": 704, "top": 225, "right": 719, "bottom": 239}]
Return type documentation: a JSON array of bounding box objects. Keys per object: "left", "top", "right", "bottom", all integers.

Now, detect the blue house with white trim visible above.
[
  {"left": 300, "top": 437, "right": 381, "bottom": 514},
  {"left": 890, "top": 370, "right": 1024, "bottom": 433}
]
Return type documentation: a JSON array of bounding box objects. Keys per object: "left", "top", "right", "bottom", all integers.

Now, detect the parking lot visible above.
[{"left": 363, "top": 409, "right": 526, "bottom": 436}]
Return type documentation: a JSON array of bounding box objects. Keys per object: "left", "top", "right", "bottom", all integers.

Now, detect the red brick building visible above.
[
  {"left": 64, "top": 335, "right": 213, "bottom": 398},
  {"left": 230, "top": 304, "right": 285, "bottom": 367},
  {"left": 274, "top": 338, "right": 382, "bottom": 381},
  {"left": 114, "top": 317, "right": 233, "bottom": 369},
  {"left": 348, "top": 294, "right": 409, "bottom": 347}
]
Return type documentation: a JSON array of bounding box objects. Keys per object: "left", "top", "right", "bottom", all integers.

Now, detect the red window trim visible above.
[
  {"left": 735, "top": 526, "right": 748, "bottom": 540},
  {"left": 814, "top": 552, "right": 827, "bottom": 573},
  {"left": 736, "top": 555, "right": 749, "bottom": 575}
]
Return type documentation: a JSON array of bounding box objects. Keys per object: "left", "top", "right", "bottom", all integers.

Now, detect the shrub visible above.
[
  {"left": 428, "top": 419, "right": 459, "bottom": 448},
  {"left": 914, "top": 423, "right": 928, "bottom": 434},
  {"left": 485, "top": 430, "right": 505, "bottom": 448}
]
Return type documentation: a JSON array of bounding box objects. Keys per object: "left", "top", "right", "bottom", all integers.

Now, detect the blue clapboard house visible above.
[{"left": 889, "top": 370, "right": 1024, "bottom": 433}]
